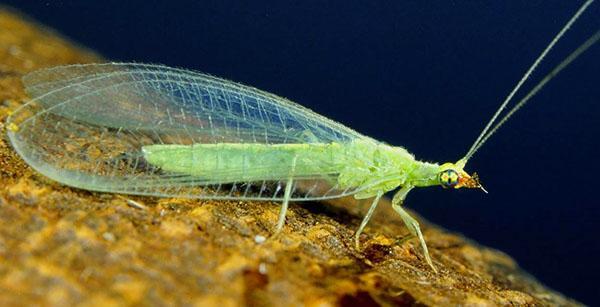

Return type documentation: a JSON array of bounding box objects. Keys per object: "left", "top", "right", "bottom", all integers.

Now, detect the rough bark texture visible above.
[{"left": 0, "top": 8, "right": 582, "bottom": 306}]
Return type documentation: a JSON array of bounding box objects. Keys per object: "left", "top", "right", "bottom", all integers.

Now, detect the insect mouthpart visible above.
[{"left": 457, "top": 172, "right": 487, "bottom": 193}]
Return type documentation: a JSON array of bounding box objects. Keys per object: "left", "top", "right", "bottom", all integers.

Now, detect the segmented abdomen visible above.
[{"left": 142, "top": 142, "right": 346, "bottom": 183}]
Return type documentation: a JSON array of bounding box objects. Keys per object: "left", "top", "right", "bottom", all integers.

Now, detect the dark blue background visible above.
[{"left": 4, "top": 1, "right": 599, "bottom": 304}]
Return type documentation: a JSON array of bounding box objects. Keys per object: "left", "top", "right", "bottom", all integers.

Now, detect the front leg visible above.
[{"left": 392, "top": 185, "right": 437, "bottom": 272}]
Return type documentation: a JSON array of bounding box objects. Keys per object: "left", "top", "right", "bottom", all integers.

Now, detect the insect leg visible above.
[
  {"left": 391, "top": 185, "right": 437, "bottom": 272},
  {"left": 274, "top": 178, "right": 293, "bottom": 234},
  {"left": 354, "top": 191, "right": 383, "bottom": 249},
  {"left": 274, "top": 155, "right": 298, "bottom": 234}
]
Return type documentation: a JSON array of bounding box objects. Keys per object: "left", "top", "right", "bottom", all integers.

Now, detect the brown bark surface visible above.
[{"left": 0, "top": 8, "right": 581, "bottom": 306}]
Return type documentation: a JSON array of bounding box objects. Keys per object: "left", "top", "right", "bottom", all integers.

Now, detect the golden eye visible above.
[{"left": 439, "top": 169, "right": 459, "bottom": 188}]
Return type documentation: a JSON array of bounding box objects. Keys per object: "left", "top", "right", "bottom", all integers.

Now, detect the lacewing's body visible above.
[
  {"left": 7, "top": 63, "right": 446, "bottom": 269},
  {"left": 6, "top": 1, "right": 597, "bottom": 272},
  {"left": 143, "top": 140, "right": 440, "bottom": 197},
  {"left": 8, "top": 63, "right": 437, "bottom": 201}
]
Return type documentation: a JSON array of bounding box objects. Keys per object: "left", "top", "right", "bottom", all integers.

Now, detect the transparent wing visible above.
[{"left": 8, "top": 63, "right": 376, "bottom": 201}]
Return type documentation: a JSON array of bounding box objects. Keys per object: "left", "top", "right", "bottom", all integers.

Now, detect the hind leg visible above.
[
  {"left": 273, "top": 156, "right": 297, "bottom": 234},
  {"left": 274, "top": 177, "right": 293, "bottom": 234}
]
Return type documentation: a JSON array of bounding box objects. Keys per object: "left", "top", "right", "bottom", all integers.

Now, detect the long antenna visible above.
[
  {"left": 466, "top": 29, "right": 600, "bottom": 161},
  {"left": 460, "top": 0, "right": 595, "bottom": 165}
]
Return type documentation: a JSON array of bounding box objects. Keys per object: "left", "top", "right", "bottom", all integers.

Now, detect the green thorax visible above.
[{"left": 340, "top": 140, "right": 440, "bottom": 198}]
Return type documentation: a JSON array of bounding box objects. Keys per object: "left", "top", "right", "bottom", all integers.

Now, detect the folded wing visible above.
[{"left": 8, "top": 63, "right": 378, "bottom": 201}]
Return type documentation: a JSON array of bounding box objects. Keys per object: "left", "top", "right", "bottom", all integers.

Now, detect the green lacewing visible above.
[{"left": 6, "top": 1, "right": 597, "bottom": 272}]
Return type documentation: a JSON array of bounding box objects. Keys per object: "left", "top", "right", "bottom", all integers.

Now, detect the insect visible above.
[{"left": 6, "top": 1, "right": 597, "bottom": 272}]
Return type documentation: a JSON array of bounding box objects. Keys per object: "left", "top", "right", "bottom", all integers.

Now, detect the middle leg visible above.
[{"left": 354, "top": 191, "right": 383, "bottom": 249}]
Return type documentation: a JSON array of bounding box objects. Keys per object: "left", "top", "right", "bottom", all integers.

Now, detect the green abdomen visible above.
[{"left": 142, "top": 143, "right": 345, "bottom": 183}]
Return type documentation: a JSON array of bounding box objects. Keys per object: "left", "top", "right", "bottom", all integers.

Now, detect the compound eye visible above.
[{"left": 439, "top": 169, "right": 459, "bottom": 188}]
